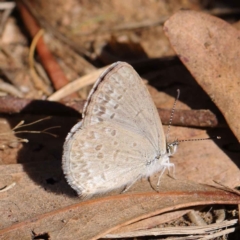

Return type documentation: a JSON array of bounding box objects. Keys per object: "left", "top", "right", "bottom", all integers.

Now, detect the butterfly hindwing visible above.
[{"left": 63, "top": 121, "right": 158, "bottom": 198}]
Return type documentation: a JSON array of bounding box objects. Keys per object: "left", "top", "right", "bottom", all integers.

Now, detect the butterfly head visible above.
[{"left": 167, "top": 140, "right": 179, "bottom": 156}]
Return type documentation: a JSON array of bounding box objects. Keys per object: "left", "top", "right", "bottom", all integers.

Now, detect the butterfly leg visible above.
[
  {"left": 168, "top": 163, "right": 176, "bottom": 179},
  {"left": 121, "top": 175, "right": 141, "bottom": 193},
  {"left": 148, "top": 176, "right": 155, "bottom": 191},
  {"left": 156, "top": 166, "right": 167, "bottom": 191},
  {"left": 156, "top": 162, "right": 175, "bottom": 190}
]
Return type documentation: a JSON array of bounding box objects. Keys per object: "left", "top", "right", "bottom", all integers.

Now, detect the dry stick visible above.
[
  {"left": 0, "top": 96, "right": 220, "bottom": 128},
  {"left": 11, "top": 116, "right": 52, "bottom": 130},
  {"left": 0, "top": 182, "right": 16, "bottom": 193},
  {"left": 0, "top": 96, "right": 84, "bottom": 115},
  {"left": 0, "top": 96, "right": 32, "bottom": 113},
  {"left": 17, "top": 1, "right": 74, "bottom": 92},
  {"left": 48, "top": 65, "right": 110, "bottom": 101},
  {"left": 0, "top": 2, "right": 16, "bottom": 10},
  {"left": 14, "top": 127, "right": 60, "bottom": 138},
  {"left": 158, "top": 109, "right": 221, "bottom": 128},
  {"left": 0, "top": 116, "right": 60, "bottom": 141},
  {"left": 12, "top": 117, "right": 60, "bottom": 138},
  {"left": 29, "top": 29, "right": 52, "bottom": 95},
  {"left": 0, "top": 2, "right": 16, "bottom": 35},
  {"left": 0, "top": 79, "right": 23, "bottom": 97}
]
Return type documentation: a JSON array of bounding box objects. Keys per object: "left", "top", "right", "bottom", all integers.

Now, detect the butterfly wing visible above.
[
  {"left": 63, "top": 121, "right": 159, "bottom": 198},
  {"left": 82, "top": 62, "right": 166, "bottom": 152},
  {"left": 63, "top": 62, "right": 168, "bottom": 197}
]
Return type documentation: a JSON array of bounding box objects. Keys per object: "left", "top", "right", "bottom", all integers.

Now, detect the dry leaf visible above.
[
  {"left": 164, "top": 10, "right": 240, "bottom": 141},
  {"left": 167, "top": 126, "right": 240, "bottom": 189},
  {"left": 0, "top": 173, "right": 239, "bottom": 240}
]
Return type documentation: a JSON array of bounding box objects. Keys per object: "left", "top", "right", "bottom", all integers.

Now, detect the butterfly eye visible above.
[{"left": 167, "top": 141, "right": 179, "bottom": 156}]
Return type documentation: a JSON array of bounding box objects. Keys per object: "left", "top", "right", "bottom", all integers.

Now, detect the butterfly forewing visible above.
[{"left": 82, "top": 62, "right": 166, "bottom": 152}]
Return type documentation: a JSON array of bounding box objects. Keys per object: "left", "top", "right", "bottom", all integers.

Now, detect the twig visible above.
[
  {"left": 0, "top": 182, "right": 16, "bottom": 193},
  {"left": 0, "top": 2, "right": 16, "bottom": 10},
  {"left": 158, "top": 108, "right": 220, "bottom": 128},
  {"left": 0, "top": 116, "right": 60, "bottom": 141},
  {"left": 11, "top": 116, "right": 51, "bottom": 130},
  {"left": 0, "top": 96, "right": 222, "bottom": 128},
  {"left": 14, "top": 126, "right": 60, "bottom": 138},
  {"left": 0, "top": 79, "right": 23, "bottom": 97},
  {"left": 0, "top": 2, "right": 16, "bottom": 36},
  {"left": 29, "top": 29, "right": 52, "bottom": 95},
  {"left": 0, "top": 96, "right": 82, "bottom": 116},
  {"left": 17, "top": 1, "right": 71, "bottom": 91},
  {"left": 47, "top": 65, "right": 110, "bottom": 101}
]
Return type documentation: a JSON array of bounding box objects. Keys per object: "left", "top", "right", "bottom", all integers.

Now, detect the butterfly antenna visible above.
[
  {"left": 166, "top": 89, "right": 180, "bottom": 142},
  {"left": 177, "top": 136, "right": 221, "bottom": 143}
]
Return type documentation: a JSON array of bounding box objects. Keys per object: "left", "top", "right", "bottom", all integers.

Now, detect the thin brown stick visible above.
[
  {"left": 158, "top": 108, "right": 220, "bottom": 128},
  {"left": 17, "top": 1, "right": 71, "bottom": 91},
  {"left": 29, "top": 29, "right": 52, "bottom": 95},
  {"left": 0, "top": 96, "right": 222, "bottom": 128}
]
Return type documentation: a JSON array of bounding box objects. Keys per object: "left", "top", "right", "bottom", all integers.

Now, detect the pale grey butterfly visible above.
[{"left": 62, "top": 62, "right": 178, "bottom": 198}]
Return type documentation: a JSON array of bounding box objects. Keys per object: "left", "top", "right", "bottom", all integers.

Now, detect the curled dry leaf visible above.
[{"left": 164, "top": 10, "right": 240, "bottom": 142}]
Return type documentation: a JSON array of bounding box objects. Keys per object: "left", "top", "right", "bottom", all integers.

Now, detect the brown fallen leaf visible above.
[
  {"left": 164, "top": 10, "right": 240, "bottom": 142},
  {"left": 0, "top": 171, "right": 240, "bottom": 240},
  {"left": 166, "top": 126, "right": 240, "bottom": 189}
]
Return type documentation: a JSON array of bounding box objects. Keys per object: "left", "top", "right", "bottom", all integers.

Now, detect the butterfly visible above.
[{"left": 62, "top": 62, "right": 177, "bottom": 198}]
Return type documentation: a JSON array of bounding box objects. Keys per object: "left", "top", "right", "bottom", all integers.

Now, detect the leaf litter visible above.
[{"left": 0, "top": 1, "right": 240, "bottom": 240}]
